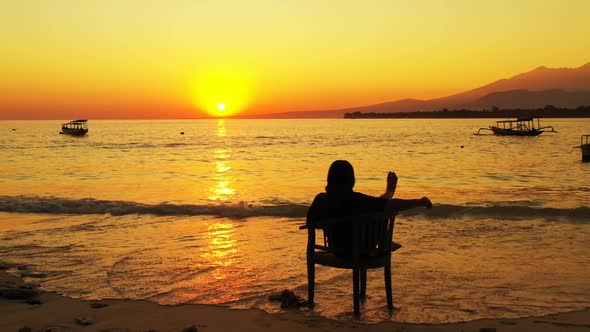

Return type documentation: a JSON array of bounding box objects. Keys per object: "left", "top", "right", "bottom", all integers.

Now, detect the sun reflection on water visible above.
[
  {"left": 216, "top": 119, "right": 227, "bottom": 137},
  {"left": 208, "top": 120, "right": 235, "bottom": 201},
  {"left": 202, "top": 222, "right": 238, "bottom": 277}
]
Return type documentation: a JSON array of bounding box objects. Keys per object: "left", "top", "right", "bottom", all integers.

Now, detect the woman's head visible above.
[{"left": 325, "top": 160, "right": 355, "bottom": 195}]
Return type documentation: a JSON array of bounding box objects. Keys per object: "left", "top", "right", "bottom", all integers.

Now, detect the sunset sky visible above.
[{"left": 1, "top": 0, "right": 589, "bottom": 119}]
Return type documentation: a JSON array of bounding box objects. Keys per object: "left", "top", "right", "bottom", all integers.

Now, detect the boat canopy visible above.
[
  {"left": 62, "top": 119, "right": 88, "bottom": 129},
  {"left": 496, "top": 117, "right": 537, "bottom": 124},
  {"left": 494, "top": 117, "right": 541, "bottom": 130}
]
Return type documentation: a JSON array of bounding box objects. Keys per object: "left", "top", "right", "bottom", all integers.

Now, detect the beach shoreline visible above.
[{"left": 2, "top": 268, "right": 589, "bottom": 332}]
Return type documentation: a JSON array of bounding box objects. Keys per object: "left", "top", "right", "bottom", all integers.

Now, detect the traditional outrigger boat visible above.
[
  {"left": 476, "top": 117, "right": 557, "bottom": 136},
  {"left": 575, "top": 135, "right": 590, "bottom": 162},
  {"left": 60, "top": 119, "right": 88, "bottom": 136}
]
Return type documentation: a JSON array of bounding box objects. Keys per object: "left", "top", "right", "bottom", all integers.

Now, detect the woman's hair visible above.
[{"left": 325, "top": 160, "right": 355, "bottom": 195}]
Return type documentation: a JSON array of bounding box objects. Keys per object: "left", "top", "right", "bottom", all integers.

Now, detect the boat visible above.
[
  {"left": 476, "top": 117, "right": 557, "bottom": 136},
  {"left": 575, "top": 135, "right": 590, "bottom": 162},
  {"left": 60, "top": 119, "right": 88, "bottom": 136}
]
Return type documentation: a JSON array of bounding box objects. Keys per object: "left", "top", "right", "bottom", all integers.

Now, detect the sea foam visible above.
[{"left": 0, "top": 195, "right": 588, "bottom": 221}]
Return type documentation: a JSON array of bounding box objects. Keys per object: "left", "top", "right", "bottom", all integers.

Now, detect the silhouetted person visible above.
[{"left": 306, "top": 160, "right": 432, "bottom": 256}]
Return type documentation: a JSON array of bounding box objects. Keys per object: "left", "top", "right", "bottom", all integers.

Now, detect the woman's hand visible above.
[
  {"left": 380, "top": 171, "right": 398, "bottom": 199},
  {"left": 386, "top": 171, "right": 398, "bottom": 194}
]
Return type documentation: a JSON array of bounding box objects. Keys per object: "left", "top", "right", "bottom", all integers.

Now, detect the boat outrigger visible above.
[
  {"left": 575, "top": 135, "right": 590, "bottom": 162},
  {"left": 60, "top": 119, "right": 88, "bottom": 136},
  {"left": 476, "top": 117, "right": 557, "bottom": 136}
]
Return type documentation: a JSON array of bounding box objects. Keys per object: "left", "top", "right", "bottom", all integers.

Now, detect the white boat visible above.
[{"left": 60, "top": 120, "right": 88, "bottom": 136}]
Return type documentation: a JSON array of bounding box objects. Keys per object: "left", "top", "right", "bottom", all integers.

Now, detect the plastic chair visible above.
[{"left": 300, "top": 213, "right": 400, "bottom": 315}]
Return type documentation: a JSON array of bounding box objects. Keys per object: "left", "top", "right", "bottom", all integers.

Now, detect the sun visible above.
[{"left": 188, "top": 63, "right": 256, "bottom": 117}]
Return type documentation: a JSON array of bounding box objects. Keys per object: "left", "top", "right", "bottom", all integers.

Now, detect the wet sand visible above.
[{"left": 1, "top": 268, "right": 589, "bottom": 332}]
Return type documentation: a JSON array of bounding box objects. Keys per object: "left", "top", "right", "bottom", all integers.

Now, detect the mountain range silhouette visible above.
[{"left": 242, "top": 62, "right": 590, "bottom": 118}]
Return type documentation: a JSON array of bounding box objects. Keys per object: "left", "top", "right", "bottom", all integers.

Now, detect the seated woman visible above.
[{"left": 306, "top": 160, "right": 432, "bottom": 255}]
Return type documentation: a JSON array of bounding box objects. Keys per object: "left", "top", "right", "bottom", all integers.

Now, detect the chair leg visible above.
[
  {"left": 307, "top": 261, "right": 315, "bottom": 308},
  {"left": 360, "top": 268, "right": 367, "bottom": 299},
  {"left": 384, "top": 264, "right": 393, "bottom": 311},
  {"left": 353, "top": 268, "right": 360, "bottom": 316}
]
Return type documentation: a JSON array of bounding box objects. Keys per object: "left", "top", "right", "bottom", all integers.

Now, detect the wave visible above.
[
  {"left": 0, "top": 195, "right": 588, "bottom": 221},
  {"left": 0, "top": 196, "right": 308, "bottom": 219},
  {"left": 404, "top": 203, "right": 590, "bottom": 221}
]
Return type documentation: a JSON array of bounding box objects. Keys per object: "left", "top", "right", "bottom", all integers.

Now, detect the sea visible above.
[{"left": 0, "top": 118, "right": 588, "bottom": 323}]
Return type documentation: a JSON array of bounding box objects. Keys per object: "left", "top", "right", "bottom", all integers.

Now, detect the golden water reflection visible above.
[
  {"left": 202, "top": 222, "right": 238, "bottom": 280},
  {"left": 216, "top": 119, "right": 227, "bottom": 137},
  {"left": 208, "top": 149, "right": 235, "bottom": 201},
  {"left": 208, "top": 119, "right": 235, "bottom": 201}
]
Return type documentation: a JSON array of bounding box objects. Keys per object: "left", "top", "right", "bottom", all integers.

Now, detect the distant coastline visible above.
[{"left": 344, "top": 105, "right": 590, "bottom": 119}]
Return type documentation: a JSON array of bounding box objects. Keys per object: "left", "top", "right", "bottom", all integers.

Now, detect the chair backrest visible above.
[{"left": 314, "top": 213, "right": 396, "bottom": 257}]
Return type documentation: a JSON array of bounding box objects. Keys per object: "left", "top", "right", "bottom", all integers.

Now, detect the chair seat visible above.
[{"left": 313, "top": 251, "right": 391, "bottom": 269}]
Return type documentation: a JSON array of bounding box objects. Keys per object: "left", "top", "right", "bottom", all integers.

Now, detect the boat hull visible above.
[
  {"left": 60, "top": 128, "right": 88, "bottom": 136},
  {"left": 491, "top": 127, "right": 542, "bottom": 136},
  {"left": 582, "top": 145, "right": 590, "bottom": 162}
]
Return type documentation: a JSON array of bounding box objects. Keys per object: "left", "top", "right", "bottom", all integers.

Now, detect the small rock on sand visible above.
[
  {"left": 75, "top": 316, "right": 93, "bottom": 326},
  {"left": 181, "top": 325, "right": 198, "bottom": 332},
  {"left": 268, "top": 289, "right": 307, "bottom": 308},
  {"left": 0, "top": 287, "right": 39, "bottom": 299},
  {"left": 37, "top": 326, "right": 71, "bottom": 332},
  {"left": 90, "top": 301, "right": 109, "bottom": 309},
  {"left": 25, "top": 297, "right": 42, "bottom": 305}
]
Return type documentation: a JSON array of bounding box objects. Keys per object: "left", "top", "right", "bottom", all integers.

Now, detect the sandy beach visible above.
[{"left": 2, "top": 267, "right": 589, "bottom": 332}]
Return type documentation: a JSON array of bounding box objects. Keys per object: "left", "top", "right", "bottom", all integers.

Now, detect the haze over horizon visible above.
[{"left": 1, "top": 0, "right": 589, "bottom": 119}]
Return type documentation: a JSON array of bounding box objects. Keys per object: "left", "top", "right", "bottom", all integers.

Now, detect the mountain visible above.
[
  {"left": 463, "top": 89, "right": 590, "bottom": 110},
  {"left": 242, "top": 62, "right": 590, "bottom": 118}
]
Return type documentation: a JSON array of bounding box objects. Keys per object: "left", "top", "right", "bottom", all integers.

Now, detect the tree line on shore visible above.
[{"left": 344, "top": 105, "right": 590, "bottom": 119}]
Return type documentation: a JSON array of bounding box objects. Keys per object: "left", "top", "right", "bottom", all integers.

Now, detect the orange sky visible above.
[{"left": 1, "top": 0, "right": 589, "bottom": 119}]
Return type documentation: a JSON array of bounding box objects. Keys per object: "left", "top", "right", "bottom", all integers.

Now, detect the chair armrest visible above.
[{"left": 299, "top": 224, "right": 308, "bottom": 230}]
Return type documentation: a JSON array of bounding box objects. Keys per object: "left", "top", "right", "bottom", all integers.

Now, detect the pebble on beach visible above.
[
  {"left": 268, "top": 289, "right": 307, "bottom": 308},
  {"left": 37, "top": 326, "right": 71, "bottom": 332},
  {"left": 0, "top": 287, "right": 39, "bottom": 300},
  {"left": 74, "top": 317, "right": 93, "bottom": 326},
  {"left": 25, "top": 297, "right": 42, "bottom": 305},
  {"left": 90, "top": 301, "right": 109, "bottom": 309}
]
